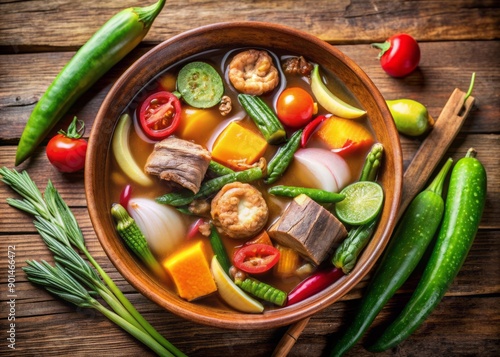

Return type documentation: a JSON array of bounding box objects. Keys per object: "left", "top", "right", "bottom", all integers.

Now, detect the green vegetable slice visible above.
[{"left": 177, "top": 61, "right": 224, "bottom": 108}]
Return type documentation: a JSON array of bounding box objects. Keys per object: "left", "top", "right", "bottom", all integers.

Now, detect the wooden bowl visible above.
[{"left": 85, "top": 22, "right": 403, "bottom": 330}]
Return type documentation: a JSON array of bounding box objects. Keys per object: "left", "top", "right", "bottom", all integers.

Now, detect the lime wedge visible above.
[
  {"left": 335, "top": 181, "right": 384, "bottom": 225},
  {"left": 211, "top": 256, "right": 264, "bottom": 313}
]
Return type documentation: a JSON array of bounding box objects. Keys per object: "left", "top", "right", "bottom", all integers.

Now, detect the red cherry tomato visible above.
[
  {"left": 46, "top": 117, "right": 87, "bottom": 173},
  {"left": 276, "top": 87, "right": 315, "bottom": 128},
  {"left": 372, "top": 33, "right": 421, "bottom": 77},
  {"left": 138, "top": 91, "right": 181, "bottom": 139},
  {"left": 233, "top": 244, "right": 280, "bottom": 274}
]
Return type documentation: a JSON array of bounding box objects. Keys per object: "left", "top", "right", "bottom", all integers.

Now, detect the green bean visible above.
[
  {"left": 15, "top": 0, "right": 165, "bottom": 165},
  {"left": 268, "top": 185, "right": 345, "bottom": 203},
  {"left": 156, "top": 167, "right": 263, "bottom": 206},
  {"left": 208, "top": 160, "right": 234, "bottom": 177},
  {"left": 265, "top": 130, "right": 302, "bottom": 184}
]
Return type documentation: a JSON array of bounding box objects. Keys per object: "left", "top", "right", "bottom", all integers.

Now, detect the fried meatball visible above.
[
  {"left": 228, "top": 49, "right": 279, "bottom": 95},
  {"left": 211, "top": 182, "right": 269, "bottom": 239}
]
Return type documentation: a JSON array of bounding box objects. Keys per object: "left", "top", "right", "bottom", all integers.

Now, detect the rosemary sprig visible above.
[
  {"left": 23, "top": 261, "right": 174, "bottom": 357},
  {"left": 0, "top": 167, "right": 185, "bottom": 357}
]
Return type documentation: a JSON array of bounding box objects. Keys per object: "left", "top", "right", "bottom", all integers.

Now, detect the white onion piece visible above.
[
  {"left": 294, "top": 148, "right": 351, "bottom": 192},
  {"left": 128, "top": 197, "right": 186, "bottom": 260}
]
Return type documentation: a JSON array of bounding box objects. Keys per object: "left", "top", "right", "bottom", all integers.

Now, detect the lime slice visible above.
[
  {"left": 335, "top": 181, "right": 384, "bottom": 225},
  {"left": 210, "top": 256, "right": 264, "bottom": 313}
]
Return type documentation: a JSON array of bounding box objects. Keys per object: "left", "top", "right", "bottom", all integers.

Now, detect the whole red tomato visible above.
[
  {"left": 46, "top": 117, "right": 88, "bottom": 173},
  {"left": 372, "top": 33, "right": 421, "bottom": 77},
  {"left": 276, "top": 87, "right": 315, "bottom": 128}
]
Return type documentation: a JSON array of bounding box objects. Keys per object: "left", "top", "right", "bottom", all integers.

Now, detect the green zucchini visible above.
[
  {"left": 368, "top": 148, "right": 487, "bottom": 352},
  {"left": 329, "top": 157, "right": 453, "bottom": 357},
  {"left": 238, "top": 94, "right": 286, "bottom": 144},
  {"left": 177, "top": 61, "right": 224, "bottom": 108}
]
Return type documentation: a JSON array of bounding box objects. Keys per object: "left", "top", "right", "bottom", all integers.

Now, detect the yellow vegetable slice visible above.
[
  {"left": 112, "top": 113, "right": 154, "bottom": 187},
  {"left": 210, "top": 255, "right": 264, "bottom": 313},
  {"left": 310, "top": 65, "right": 366, "bottom": 119}
]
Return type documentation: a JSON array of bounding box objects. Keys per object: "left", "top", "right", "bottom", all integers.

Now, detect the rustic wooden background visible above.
[{"left": 0, "top": 0, "right": 499, "bottom": 356}]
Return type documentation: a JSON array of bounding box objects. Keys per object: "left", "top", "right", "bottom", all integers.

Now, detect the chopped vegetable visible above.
[
  {"left": 176, "top": 61, "right": 224, "bottom": 108},
  {"left": 209, "top": 225, "right": 232, "bottom": 275},
  {"left": 163, "top": 240, "right": 217, "bottom": 301},
  {"left": 286, "top": 266, "right": 344, "bottom": 306},
  {"left": 274, "top": 245, "right": 300, "bottom": 278},
  {"left": 46, "top": 117, "right": 88, "bottom": 173},
  {"left": 268, "top": 185, "right": 345, "bottom": 204},
  {"left": 176, "top": 107, "right": 222, "bottom": 144},
  {"left": 310, "top": 65, "right": 366, "bottom": 119},
  {"left": 112, "top": 114, "right": 154, "bottom": 187},
  {"left": 238, "top": 94, "right": 287, "bottom": 144},
  {"left": 211, "top": 121, "right": 268, "bottom": 170},
  {"left": 330, "top": 158, "right": 453, "bottom": 356},
  {"left": 119, "top": 184, "right": 132, "bottom": 210},
  {"left": 313, "top": 116, "right": 374, "bottom": 152},
  {"left": 15, "top": 0, "right": 166, "bottom": 165},
  {"left": 208, "top": 160, "right": 235, "bottom": 177},
  {"left": 111, "top": 203, "right": 167, "bottom": 280},
  {"left": 138, "top": 91, "right": 181, "bottom": 140},
  {"left": 293, "top": 148, "right": 351, "bottom": 193},
  {"left": 210, "top": 256, "right": 264, "bottom": 313},
  {"left": 235, "top": 277, "right": 287, "bottom": 306},
  {"left": 368, "top": 148, "right": 487, "bottom": 352},
  {"left": 156, "top": 166, "right": 263, "bottom": 207},
  {"left": 233, "top": 244, "right": 280, "bottom": 274},
  {"left": 386, "top": 98, "right": 434, "bottom": 136},
  {"left": 265, "top": 129, "right": 302, "bottom": 184},
  {"left": 246, "top": 230, "right": 273, "bottom": 246},
  {"left": 301, "top": 115, "right": 327, "bottom": 147},
  {"left": 276, "top": 87, "right": 316, "bottom": 128},
  {"left": 372, "top": 33, "right": 421, "bottom": 78},
  {"left": 128, "top": 198, "right": 186, "bottom": 259}
]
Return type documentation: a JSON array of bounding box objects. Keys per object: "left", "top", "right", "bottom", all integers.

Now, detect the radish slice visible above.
[{"left": 294, "top": 148, "right": 351, "bottom": 192}]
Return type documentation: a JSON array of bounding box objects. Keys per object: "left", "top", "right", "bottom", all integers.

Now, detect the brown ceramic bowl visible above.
[{"left": 85, "top": 22, "right": 403, "bottom": 330}]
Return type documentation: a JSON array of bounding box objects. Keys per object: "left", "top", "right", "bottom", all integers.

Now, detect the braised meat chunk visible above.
[
  {"left": 145, "top": 137, "right": 211, "bottom": 193},
  {"left": 211, "top": 182, "right": 269, "bottom": 239}
]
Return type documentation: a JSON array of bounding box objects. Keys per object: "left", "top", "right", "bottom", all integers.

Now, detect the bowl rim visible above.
[{"left": 85, "top": 21, "right": 403, "bottom": 330}]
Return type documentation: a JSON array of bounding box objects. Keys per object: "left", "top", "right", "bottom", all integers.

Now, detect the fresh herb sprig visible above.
[{"left": 0, "top": 167, "right": 185, "bottom": 357}]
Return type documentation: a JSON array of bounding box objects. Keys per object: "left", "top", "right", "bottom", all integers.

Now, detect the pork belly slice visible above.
[
  {"left": 145, "top": 137, "right": 211, "bottom": 194},
  {"left": 268, "top": 194, "right": 347, "bottom": 265}
]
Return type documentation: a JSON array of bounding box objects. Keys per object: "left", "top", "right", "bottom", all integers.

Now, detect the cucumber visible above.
[
  {"left": 329, "top": 158, "right": 453, "bottom": 357},
  {"left": 238, "top": 94, "right": 286, "bottom": 144},
  {"left": 368, "top": 148, "right": 487, "bottom": 352},
  {"left": 177, "top": 61, "right": 224, "bottom": 108}
]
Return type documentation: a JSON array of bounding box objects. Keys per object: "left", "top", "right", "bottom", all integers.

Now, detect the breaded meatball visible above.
[{"left": 211, "top": 182, "right": 269, "bottom": 239}]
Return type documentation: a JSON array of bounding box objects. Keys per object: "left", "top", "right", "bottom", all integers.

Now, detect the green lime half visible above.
[
  {"left": 177, "top": 61, "right": 224, "bottom": 108},
  {"left": 335, "top": 181, "right": 384, "bottom": 225}
]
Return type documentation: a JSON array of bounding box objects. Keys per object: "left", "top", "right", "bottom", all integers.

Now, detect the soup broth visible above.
[{"left": 107, "top": 47, "right": 377, "bottom": 311}]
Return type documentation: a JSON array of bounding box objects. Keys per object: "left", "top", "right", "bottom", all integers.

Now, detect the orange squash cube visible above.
[
  {"left": 211, "top": 121, "right": 268, "bottom": 170},
  {"left": 313, "top": 116, "right": 374, "bottom": 149},
  {"left": 163, "top": 240, "right": 217, "bottom": 301}
]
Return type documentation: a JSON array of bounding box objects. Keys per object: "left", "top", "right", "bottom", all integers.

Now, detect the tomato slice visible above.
[
  {"left": 233, "top": 244, "right": 280, "bottom": 274},
  {"left": 138, "top": 91, "right": 181, "bottom": 139}
]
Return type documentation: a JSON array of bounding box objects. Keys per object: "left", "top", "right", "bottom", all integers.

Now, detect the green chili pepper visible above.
[
  {"left": 265, "top": 130, "right": 302, "bottom": 184},
  {"left": 268, "top": 185, "right": 345, "bottom": 203},
  {"left": 386, "top": 98, "right": 434, "bottom": 137},
  {"left": 15, "top": 0, "right": 166, "bottom": 165}
]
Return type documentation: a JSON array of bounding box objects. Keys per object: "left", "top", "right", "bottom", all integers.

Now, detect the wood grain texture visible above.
[{"left": 0, "top": 0, "right": 499, "bottom": 356}]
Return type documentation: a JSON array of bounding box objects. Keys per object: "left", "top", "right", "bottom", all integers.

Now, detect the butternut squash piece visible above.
[
  {"left": 175, "top": 107, "right": 222, "bottom": 145},
  {"left": 274, "top": 244, "right": 300, "bottom": 278},
  {"left": 211, "top": 121, "right": 268, "bottom": 170},
  {"left": 313, "top": 116, "right": 374, "bottom": 150},
  {"left": 163, "top": 240, "right": 217, "bottom": 301}
]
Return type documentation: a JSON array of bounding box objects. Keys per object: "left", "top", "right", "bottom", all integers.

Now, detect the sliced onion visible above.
[
  {"left": 294, "top": 148, "right": 351, "bottom": 192},
  {"left": 128, "top": 197, "right": 186, "bottom": 260}
]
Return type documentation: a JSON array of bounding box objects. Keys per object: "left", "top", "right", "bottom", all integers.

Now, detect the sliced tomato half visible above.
[
  {"left": 233, "top": 244, "right": 280, "bottom": 274},
  {"left": 138, "top": 91, "right": 181, "bottom": 140}
]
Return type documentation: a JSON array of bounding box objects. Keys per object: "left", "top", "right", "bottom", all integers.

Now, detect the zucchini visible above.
[
  {"left": 176, "top": 61, "right": 224, "bottom": 108},
  {"left": 368, "top": 148, "right": 487, "bottom": 352},
  {"left": 238, "top": 94, "right": 286, "bottom": 144},
  {"left": 329, "top": 157, "right": 453, "bottom": 357}
]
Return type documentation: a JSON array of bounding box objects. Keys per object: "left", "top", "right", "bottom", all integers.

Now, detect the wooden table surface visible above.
[{"left": 1, "top": 1, "right": 499, "bottom": 356}]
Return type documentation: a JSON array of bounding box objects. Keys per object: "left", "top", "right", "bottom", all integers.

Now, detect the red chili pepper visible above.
[
  {"left": 286, "top": 266, "right": 344, "bottom": 306},
  {"left": 186, "top": 218, "right": 205, "bottom": 239},
  {"left": 300, "top": 115, "right": 327, "bottom": 147},
  {"left": 332, "top": 139, "right": 373, "bottom": 158},
  {"left": 119, "top": 184, "right": 132, "bottom": 210}
]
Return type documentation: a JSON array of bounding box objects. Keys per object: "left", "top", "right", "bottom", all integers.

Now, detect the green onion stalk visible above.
[{"left": 0, "top": 167, "right": 185, "bottom": 357}]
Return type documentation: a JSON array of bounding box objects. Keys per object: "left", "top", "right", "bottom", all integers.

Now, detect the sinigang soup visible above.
[{"left": 107, "top": 47, "right": 382, "bottom": 313}]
